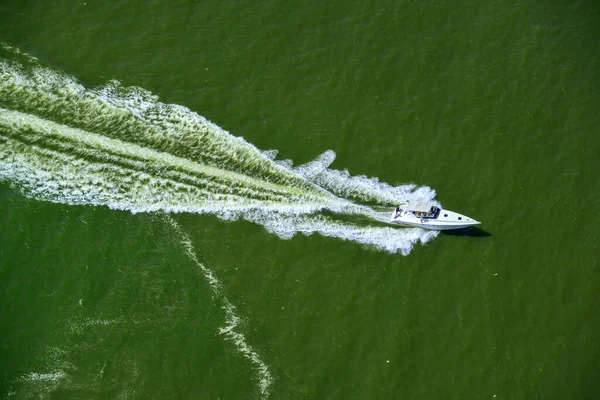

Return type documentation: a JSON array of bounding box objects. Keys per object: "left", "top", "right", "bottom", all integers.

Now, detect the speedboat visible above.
[{"left": 390, "top": 201, "right": 480, "bottom": 230}]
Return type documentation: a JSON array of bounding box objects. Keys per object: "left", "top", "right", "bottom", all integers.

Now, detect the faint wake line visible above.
[{"left": 164, "top": 215, "right": 273, "bottom": 398}]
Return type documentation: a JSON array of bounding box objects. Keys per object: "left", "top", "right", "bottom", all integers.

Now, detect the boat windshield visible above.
[
  {"left": 395, "top": 203, "right": 440, "bottom": 219},
  {"left": 408, "top": 205, "right": 440, "bottom": 218},
  {"left": 427, "top": 206, "right": 440, "bottom": 218}
]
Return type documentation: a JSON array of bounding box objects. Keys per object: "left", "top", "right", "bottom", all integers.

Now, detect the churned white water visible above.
[{"left": 0, "top": 44, "right": 439, "bottom": 255}]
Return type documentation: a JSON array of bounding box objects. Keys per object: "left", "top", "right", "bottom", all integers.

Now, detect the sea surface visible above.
[{"left": 1, "top": 1, "right": 599, "bottom": 399}]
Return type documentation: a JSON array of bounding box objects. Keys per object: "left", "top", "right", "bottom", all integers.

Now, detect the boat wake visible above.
[{"left": 0, "top": 43, "right": 438, "bottom": 255}]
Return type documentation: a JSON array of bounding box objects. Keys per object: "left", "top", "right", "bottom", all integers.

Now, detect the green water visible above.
[{"left": 1, "top": 1, "right": 599, "bottom": 399}]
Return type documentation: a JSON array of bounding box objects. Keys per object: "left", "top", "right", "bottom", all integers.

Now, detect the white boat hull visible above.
[
  {"left": 390, "top": 205, "right": 480, "bottom": 231},
  {"left": 390, "top": 219, "right": 480, "bottom": 230}
]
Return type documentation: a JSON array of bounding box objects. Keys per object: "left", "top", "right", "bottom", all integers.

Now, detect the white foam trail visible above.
[
  {"left": 290, "top": 150, "right": 438, "bottom": 206},
  {"left": 165, "top": 216, "right": 273, "bottom": 398},
  {"left": 67, "top": 317, "right": 128, "bottom": 335},
  {"left": 244, "top": 210, "right": 438, "bottom": 255},
  {"left": 9, "top": 370, "right": 69, "bottom": 398},
  {"left": 18, "top": 372, "right": 67, "bottom": 383},
  {"left": 0, "top": 43, "right": 440, "bottom": 255}
]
